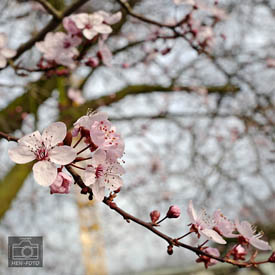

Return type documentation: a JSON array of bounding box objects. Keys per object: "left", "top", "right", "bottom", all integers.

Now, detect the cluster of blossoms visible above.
[
  {"left": 150, "top": 201, "right": 272, "bottom": 268},
  {"left": 35, "top": 10, "right": 122, "bottom": 69},
  {"left": 8, "top": 111, "right": 125, "bottom": 200},
  {"left": 0, "top": 33, "right": 16, "bottom": 68}
]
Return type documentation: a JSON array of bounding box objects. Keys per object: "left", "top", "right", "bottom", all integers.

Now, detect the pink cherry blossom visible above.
[
  {"left": 68, "top": 88, "right": 86, "bottom": 105},
  {"left": 63, "top": 16, "right": 81, "bottom": 35},
  {"left": 236, "top": 220, "right": 271, "bottom": 250},
  {"left": 187, "top": 200, "right": 226, "bottom": 244},
  {"left": 98, "top": 37, "right": 113, "bottom": 67},
  {"left": 8, "top": 122, "right": 76, "bottom": 186},
  {"left": 74, "top": 112, "right": 124, "bottom": 159},
  {"left": 213, "top": 210, "right": 239, "bottom": 238},
  {"left": 196, "top": 247, "right": 220, "bottom": 269},
  {"left": 0, "top": 33, "right": 16, "bottom": 68},
  {"left": 71, "top": 13, "right": 112, "bottom": 40},
  {"left": 83, "top": 149, "right": 124, "bottom": 201},
  {"left": 97, "top": 11, "right": 122, "bottom": 25},
  {"left": 50, "top": 172, "right": 73, "bottom": 194},
  {"left": 36, "top": 32, "right": 81, "bottom": 69}
]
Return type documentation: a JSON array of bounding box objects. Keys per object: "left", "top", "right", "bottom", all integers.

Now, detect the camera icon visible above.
[
  {"left": 12, "top": 239, "right": 39, "bottom": 260},
  {"left": 8, "top": 236, "right": 43, "bottom": 267}
]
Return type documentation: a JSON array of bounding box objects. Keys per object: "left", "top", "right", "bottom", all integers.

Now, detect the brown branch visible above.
[
  {"left": 7, "top": 0, "right": 90, "bottom": 66},
  {"left": 0, "top": 131, "right": 18, "bottom": 142},
  {"left": 66, "top": 164, "right": 272, "bottom": 269},
  {"left": 33, "top": 0, "right": 62, "bottom": 19}
]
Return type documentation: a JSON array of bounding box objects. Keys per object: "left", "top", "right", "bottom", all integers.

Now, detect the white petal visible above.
[
  {"left": 49, "top": 146, "right": 76, "bottom": 165},
  {"left": 42, "top": 122, "right": 67, "bottom": 148},
  {"left": 1, "top": 48, "right": 16, "bottom": 58},
  {"left": 8, "top": 145, "right": 36, "bottom": 164},
  {"left": 91, "top": 180, "right": 105, "bottom": 201},
  {"left": 105, "top": 175, "right": 123, "bottom": 191},
  {"left": 110, "top": 163, "right": 125, "bottom": 175},
  {"left": 236, "top": 220, "right": 254, "bottom": 238},
  {"left": 93, "top": 149, "right": 106, "bottom": 164},
  {"left": 94, "top": 24, "right": 112, "bottom": 34},
  {"left": 33, "top": 161, "right": 57, "bottom": 186},
  {"left": 106, "top": 12, "right": 122, "bottom": 25},
  {"left": 0, "top": 33, "right": 7, "bottom": 48},
  {"left": 83, "top": 169, "right": 96, "bottom": 186},
  {"left": 187, "top": 200, "right": 197, "bottom": 223},
  {"left": 74, "top": 13, "right": 89, "bottom": 29},
  {"left": 0, "top": 55, "right": 7, "bottom": 68},
  {"left": 201, "top": 228, "right": 226, "bottom": 244},
  {"left": 249, "top": 237, "right": 272, "bottom": 251},
  {"left": 18, "top": 130, "right": 42, "bottom": 150},
  {"left": 83, "top": 29, "right": 97, "bottom": 40}
]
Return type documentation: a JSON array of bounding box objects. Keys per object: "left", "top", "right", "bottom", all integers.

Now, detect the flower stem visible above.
[
  {"left": 77, "top": 144, "right": 91, "bottom": 155},
  {"left": 73, "top": 135, "right": 84, "bottom": 148},
  {"left": 176, "top": 231, "right": 192, "bottom": 241},
  {"left": 156, "top": 216, "right": 168, "bottom": 224},
  {"left": 69, "top": 164, "right": 86, "bottom": 170}
]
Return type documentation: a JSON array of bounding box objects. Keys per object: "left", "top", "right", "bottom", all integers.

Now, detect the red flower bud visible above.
[
  {"left": 150, "top": 210, "right": 160, "bottom": 223},
  {"left": 167, "top": 245, "right": 173, "bottom": 255},
  {"left": 268, "top": 252, "right": 275, "bottom": 263},
  {"left": 166, "top": 205, "right": 181, "bottom": 219}
]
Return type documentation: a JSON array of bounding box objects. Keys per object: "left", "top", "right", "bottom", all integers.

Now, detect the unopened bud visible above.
[
  {"left": 150, "top": 210, "right": 160, "bottom": 223},
  {"left": 81, "top": 187, "right": 89, "bottom": 194},
  {"left": 167, "top": 245, "right": 173, "bottom": 255},
  {"left": 268, "top": 252, "right": 275, "bottom": 263},
  {"left": 167, "top": 205, "right": 181, "bottom": 219}
]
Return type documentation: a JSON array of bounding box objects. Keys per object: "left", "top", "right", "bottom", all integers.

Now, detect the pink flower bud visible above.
[
  {"left": 150, "top": 210, "right": 160, "bottom": 223},
  {"left": 166, "top": 205, "right": 181, "bottom": 219},
  {"left": 268, "top": 252, "right": 275, "bottom": 263}
]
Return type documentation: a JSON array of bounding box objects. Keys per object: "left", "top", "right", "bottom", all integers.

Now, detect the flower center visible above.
[
  {"left": 95, "top": 164, "right": 104, "bottom": 178},
  {"left": 35, "top": 146, "right": 49, "bottom": 161}
]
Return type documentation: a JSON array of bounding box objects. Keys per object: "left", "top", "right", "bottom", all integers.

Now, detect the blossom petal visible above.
[
  {"left": 18, "top": 130, "right": 42, "bottom": 149},
  {"left": 236, "top": 220, "right": 254, "bottom": 239},
  {"left": 83, "top": 169, "right": 96, "bottom": 186},
  {"left": 83, "top": 29, "right": 97, "bottom": 40},
  {"left": 0, "top": 55, "right": 7, "bottom": 68},
  {"left": 91, "top": 180, "right": 105, "bottom": 201},
  {"left": 249, "top": 237, "right": 272, "bottom": 251},
  {"left": 201, "top": 228, "right": 226, "bottom": 244},
  {"left": 187, "top": 200, "right": 197, "bottom": 224},
  {"left": 93, "top": 149, "right": 106, "bottom": 164},
  {"left": 33, "top": 161, "right": 57, "bottom": 186},
  {"left": 42, "top": 122, "right": 67, "bottom": 148},
  {"left": 1, "top": 48, "right": 16, "bottom": 58},
  {"left": 8, "top": 145, "right": 36, "bottom": 164},
  {"left": 49, "top": 145, "right": 76, "bottom": 165},
  {"left": 0, "top": 33, "right": 7, "bottom": 48},
  {"left": 105, "top": 175, "right": 123, "bottom": 191},
  {"left": 94, "top": 24, "right": 112, "bottom": 34}
]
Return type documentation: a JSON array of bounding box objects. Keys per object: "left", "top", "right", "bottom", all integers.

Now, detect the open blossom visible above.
[
  {"left": 187, "top": 201, "right": 226, "bottom": 244},
  {"left": 213, "top": 210, "right": 239, "bottom": 238},
  {"left": 236, "top": 220, "right": 271, "bottom": 250},
  {"left": 8, "top": 122, "right": 76, "bottom": 186},
  {"left": 71, "top": 13, "right": 112, "bottom": 40},
  {"left": 36, "top": 32, "right": 81, "bottom": 69},
  {"left": 50, "top": 171, "right": 73, "bottom": 194},
  {"left": 74, "top": 112, "right": 124, "bottom": 160},
  {"left": 196, "top": 247, "right": 220, "bottom": 269},
  {"left": 83, "top": 149, "right": 124, "bottom": 201},
  {"left": 0, "top": 33, "right": 16, "bottom": 68},
  {"left": 97, "top": 11, "right": 122, "bottom": 25}
]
